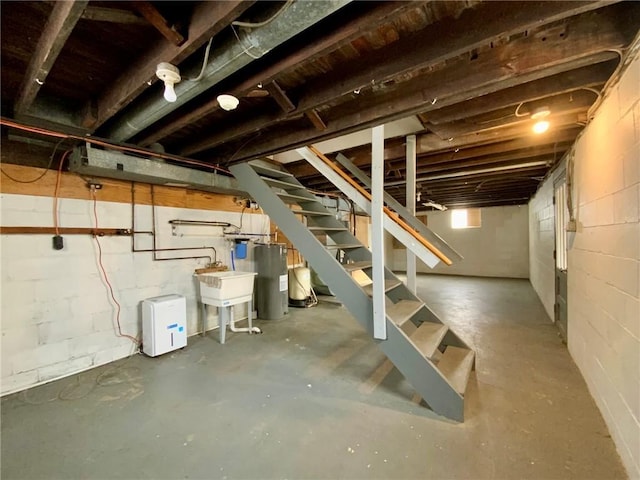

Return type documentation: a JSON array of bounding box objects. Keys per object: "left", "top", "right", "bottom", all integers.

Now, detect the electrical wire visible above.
[
  {"left": 587, "top": 48, "right": 624, "bottom": 120},
  {"left": 91, "top": 189, "right": 140, "bottom": 346},
  {"left": 0, "top": 117, "right": 231, "bottom": 175},
  {"left": 186, "top": 37, "right": 213, "bottom": 82},
  {"left": 239, "top": 207, "right": 246, "bottom": 232},
  {"left": 231, "top": 24, "right": 261, "bottom": 60},
  {"left": 53, "top": 150, "right": 72, "bottom": 236},
  {"left": 232, "top": 0, "right": 293, "bottom": 28},
  {"left": 1, "top": 138, "right": 65, "bottom": 183},
  {"left": 514, "top": 102, "right": 529, "bottom": 117}
]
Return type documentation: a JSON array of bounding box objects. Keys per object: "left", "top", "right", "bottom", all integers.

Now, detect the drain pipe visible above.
[{"left": 105, "top": 0, "right": 351, "bottom": 142}]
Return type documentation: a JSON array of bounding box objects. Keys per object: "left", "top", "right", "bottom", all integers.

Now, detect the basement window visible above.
[{"left": 451, "top": 208, "right": 481, "bottom": 229}]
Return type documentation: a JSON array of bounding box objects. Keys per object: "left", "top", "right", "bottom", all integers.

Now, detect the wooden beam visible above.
[
  {"left": 0, "top": 227, "right": 132, "bottom": 236},
  {"left": 294, "top": 1, "right": 615, "bottom": 115},
  {"left": 137, "top": 1, "right": 421, "bottom": 146},
  {"left": 425, "top": 61, "right": 614, "bottom": 125},
  {"left": 265, "top": 81, "right": 296, "bottom": 112},
  {"left": 132, "top": 2, "right": 185, "bottom": 46},
  {"left": 288, "top": 128, "right": 579, "bottom": 179},
  {"left": 228, "top": 39, "right": 621, "bottom": 162},
  {"left": 305, "top": 109, "right": 328, "bottom": 131},
  {"left": 82, "top": 1, "right": 253, "bottom": 129},
  {"left": 426, "top": 109, "right": 589, "bottom": 140},
  {"left": 81, "top": 7, "right": 147, "bottom": 25},
  {"left": 14, "top": 0, "right": 88, "bottom": 116},
  {"left": 209, "top": 4, "right": 636, "bottom": 161}
]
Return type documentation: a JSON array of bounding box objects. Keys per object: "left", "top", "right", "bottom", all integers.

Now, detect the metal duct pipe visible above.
[{"left": 105, "top": 0, "right": 351, "bottom": 142}]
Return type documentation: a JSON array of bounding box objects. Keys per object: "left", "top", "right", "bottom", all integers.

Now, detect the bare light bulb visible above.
[
  {"left": 156, "top": 62, "right": 181, "bottom": 103},
  {"left": 531, "top": 106, "right": 551, "bottom": 134},
  {"left": 163, "top": 82, "right": 177, "bottom": 102},
  {"left": 533, "top": 120, "right": 550, "bottom": 134}
]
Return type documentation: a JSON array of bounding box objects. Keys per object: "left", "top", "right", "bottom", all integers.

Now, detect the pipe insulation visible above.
[{"left": 105, "top": 0, "right": 351, "bottom": 142}]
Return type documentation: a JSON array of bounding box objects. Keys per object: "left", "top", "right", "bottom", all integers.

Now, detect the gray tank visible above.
[{"left": 255, "top": 244, "right": 288, "bottom": 319}]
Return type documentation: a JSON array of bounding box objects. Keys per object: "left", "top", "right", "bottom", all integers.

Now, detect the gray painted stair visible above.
[{"left": 230, "top": 159, "right": 475, "bottom": 421}]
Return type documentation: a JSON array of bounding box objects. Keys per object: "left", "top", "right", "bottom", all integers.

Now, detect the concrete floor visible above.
[{"left": 1, "top": 275, "right": 627, "bottom": 479}]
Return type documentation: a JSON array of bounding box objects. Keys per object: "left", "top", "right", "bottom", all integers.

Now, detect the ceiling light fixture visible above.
[
  {"left": 217, "top": 94, "right": 240, "bottom": 111},
  {"left": 156, "top": 62, "right": 181, "bottom": 103},
  {"left": 531, "top": 106, "right": 551, "bottom": 134}
]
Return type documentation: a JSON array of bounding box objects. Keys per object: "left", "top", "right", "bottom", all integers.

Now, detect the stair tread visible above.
[
  {"left": 325, "top": 244, "right": 363, "bottom": 249},
  {"left": 410, "top": 322, "right": 448, "bottom": 359},
  {"left": 343, "top": 260, "right": 373, "bottom": 272},
  {"left": 308, "top": 226, "right": 349, "bottom": 231},
  {"left": 250, "top": 163, "right": 294, "bottom": 179},
  {"left": 438, "top": 346, "right": 475, "bottom": 395},
  {"left": 385, "top": 299, "right": 423, "bottom": 326},
  {"left": 276, "top": 192, "right": 319, "bottom": 202},
  {"left": 261, "top": 176, "right": 302, "bottom": 189},
  {"left": 296, "top": 209, "right": 333, "bottom": 217},
  {"left": 363, "top": 279, "right": 402, "bottom": 296}
]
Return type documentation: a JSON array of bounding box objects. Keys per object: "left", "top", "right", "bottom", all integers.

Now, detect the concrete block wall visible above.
[
  {"left": 392, "top": 205, "right": 529, "bottom": 278},
  {"left": 1, "top": 193, "right": 269, "bottom": 395},
  {"left": 529, "top": 51, "right": 639, "bottom": 477}
]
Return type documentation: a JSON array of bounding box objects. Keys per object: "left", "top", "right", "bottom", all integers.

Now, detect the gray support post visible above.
[
  {"left": 406, "top": 135, "right": 417, "bottom": 294},
  {"left": 371, "top": 125, "right": 387, "bottom": 340}
]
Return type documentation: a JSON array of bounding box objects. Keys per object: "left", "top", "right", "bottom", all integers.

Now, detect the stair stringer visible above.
[{"left": 231, "top": 162, "right": 468, "bottom": 421}]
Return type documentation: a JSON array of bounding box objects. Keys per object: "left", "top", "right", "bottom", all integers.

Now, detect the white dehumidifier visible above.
[{"left": 142, "top": 294, "right": 187, "bottom": 357}]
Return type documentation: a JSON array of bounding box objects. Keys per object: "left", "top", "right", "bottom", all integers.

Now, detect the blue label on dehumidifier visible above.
[{"left": 167, "top": 323, "right": 178, "bottom": 329}]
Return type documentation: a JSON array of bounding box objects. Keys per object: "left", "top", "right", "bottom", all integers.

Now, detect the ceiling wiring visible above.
[
  {"left": 231, "top": 0, "right": 293, "bottom": 28},
  {"left": 0, "top": 138, "right": 66, "bottom": 183},
  {"left": 91, "top": 187, "right": 140, "bottom": 346},
  {"left": 186, "top": 37, "right": 214, "bottom": 82}
]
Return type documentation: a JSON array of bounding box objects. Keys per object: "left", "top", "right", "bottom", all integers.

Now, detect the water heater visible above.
[
  {"left": 255, "top": 244, "right": 288, "bottom": 319},
  {"left": 142, "top": 294, "right": 187, "bottom": 357}
]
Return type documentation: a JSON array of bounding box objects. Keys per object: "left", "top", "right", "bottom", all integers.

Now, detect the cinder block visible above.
[
  {"left": 119, "top": 286, "right": 162, "bottom": 307},
  {"left": 59, "top": 198, "right": 91, "bottom": 215},
  {"left": 30, "top": 298, "right": 72, "bottom": 325},
  {"left": 617, "top": 57, "right": 640, "bottom": 117},
  {"left": 68, "top": 331, "right": 120, "bottom": 359},
  {"left": 70, "top": 294, "right": 109, "bottom": 320},
  {"left": 1, "top": 326, "right": 39, "bottom": 358},
  {"left": 92, "top": 309, "right": 115, "bottom": 333},
  {"left": 595, "top": 195, "right": 615, "bottom": 227},
  {"left": 602, "top": 255, "right": 639, "bottom": 297},
  {"left": 613, "top": 185, "right": 639, "bottom": 224},
  {"left": 92, "top": 349, "right": 114, "bottom": 367},
  {"left": 37, "top": 318, "right": 93, "bottom": 345},
  {"left": 37, "top": 355, "right": 93, "bottom": 382},
  {"left": 622, "top": 144, "right": 640, "bottom": 188},
  {"left": 111, "top": 341, "right": 139, "bottom": 361},
  {"left": 1, "top": 193, "right": 38, "bottom": 211},
  {"left": 11, "top": 341, "right": 70, "bottom": 374},
  {"left": 0, "top": 370, "right": 39, "bottom": 395}
]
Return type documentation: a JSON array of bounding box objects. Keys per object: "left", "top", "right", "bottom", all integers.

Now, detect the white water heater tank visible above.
[{"left": 289, "top": 267, "right": 311, "bottom": 300}]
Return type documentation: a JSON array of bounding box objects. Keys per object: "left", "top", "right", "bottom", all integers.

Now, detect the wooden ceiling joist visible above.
[
  {"left": 82, "top": 1, "right": 253, "bottom": 130},
  {"left": 80, "top": 7, "right": 147, "bottom": 25},
  {"left": 212, "top": 4, "right": 635, "bottom": 163},
  {"left": 423, "top": 61, "right": 615, "bottom": 125},
  {"left": 137, "top": 1, "right": 421, "bottom": 147},
  {"left": 132, "top": 2, "right": 185, "bottom": 46},
  {"left": 13, "top": 0, "right": 88, "bottom": 116}
]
